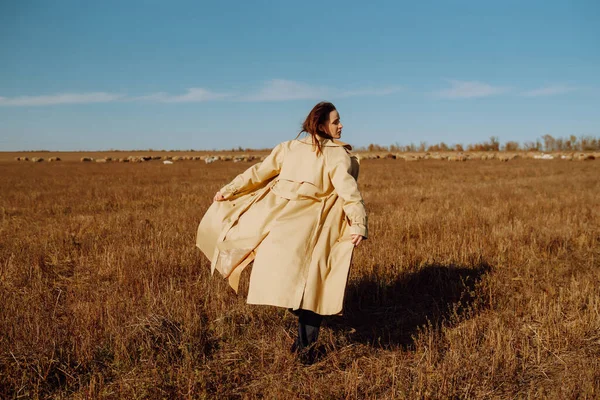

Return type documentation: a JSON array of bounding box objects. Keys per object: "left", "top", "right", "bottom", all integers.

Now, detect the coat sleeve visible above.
[
  {"left": 326, "top": 148, "right": 368, "bottom": 238},
  {"left": 219, "top": 143, "right": 286, "bottom": 199}
]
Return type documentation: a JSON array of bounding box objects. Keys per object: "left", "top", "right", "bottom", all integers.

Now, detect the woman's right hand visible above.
[
  {"left": 351, "top": 234, "right": 364, "bottom": 247},
  {"left": 213, "top": 192, "right": 225, "bottom": 202}
]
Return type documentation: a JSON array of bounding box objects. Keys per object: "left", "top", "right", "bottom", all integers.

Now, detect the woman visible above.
[{"left": 196, "top": 101, "right": 368, "bottom": 362}]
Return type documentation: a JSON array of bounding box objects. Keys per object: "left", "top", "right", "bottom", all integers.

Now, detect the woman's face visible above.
[{"left": 322, "top": 110, "right": 343, "bottom": 139}]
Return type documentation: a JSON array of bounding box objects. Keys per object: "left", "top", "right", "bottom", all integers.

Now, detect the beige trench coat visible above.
[{"left": 196, "top": 136, "right": 368, "bottom": 315}]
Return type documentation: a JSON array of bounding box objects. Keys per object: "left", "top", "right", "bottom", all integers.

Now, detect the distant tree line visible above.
[
  {"left": 358, "top": 135, "right": 600, "bottom": 153},
  {"left": 15, "top": 135, "right": 598, "bottom": 153}
]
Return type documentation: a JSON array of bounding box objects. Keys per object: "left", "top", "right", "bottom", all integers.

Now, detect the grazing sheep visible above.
[
  {"left": 577, "top": 153, "right": 595, "bottom": 161},
  {"left": 204, "top": 156, "right": 218, "bottom": 164},
  {"left": 448, "top": 154, "right": 467, "bottom": 162},
  {"left": 81, "top": 157, "right": 94, "bottom": 162},
  {"left": 233, "top": 154, "right": 251, "bottom": 162},
  {"left": 499, "top": 154, "right": 519, "bottom": 162},
  {"left": 96, "top": 158, "right": 108, "bottom": 163},
  {"left": 48, "top": 157, "right": 61, "bottom": 162},
  {"left": 163, "top": 160, "right": 174, "bottom": 165},
  {"left": 31, "top": 157, "right": 44, "bottom": 162}
]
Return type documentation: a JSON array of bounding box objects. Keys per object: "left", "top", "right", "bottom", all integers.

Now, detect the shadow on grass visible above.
[{"left": 329, "top": 262, "right": 492, "bottom": 348}]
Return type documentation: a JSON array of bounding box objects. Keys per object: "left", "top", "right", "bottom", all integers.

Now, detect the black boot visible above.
[{"left": 291, "top": 310, "right": 323, "bottom": 365}]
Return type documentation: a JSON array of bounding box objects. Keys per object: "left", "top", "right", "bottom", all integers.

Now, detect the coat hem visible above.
[{"left": 246, "top": 298, "right": 343, "bottom": 316}]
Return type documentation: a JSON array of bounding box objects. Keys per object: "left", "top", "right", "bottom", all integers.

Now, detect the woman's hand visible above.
[
  {"left": 351, "top": 234, "right": 364, "bottom": 247},
  {"left": 213, "top": 192, "right": 225, "bottom": 202}
]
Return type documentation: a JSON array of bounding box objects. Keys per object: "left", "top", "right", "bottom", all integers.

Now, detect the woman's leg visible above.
[{"left": 295, "top": 309, "right": 323, "bottom": 351}]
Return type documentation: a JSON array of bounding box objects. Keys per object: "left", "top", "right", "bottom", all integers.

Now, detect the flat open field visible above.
[{"left": 1, "top": 158, "right": 599, "bottom": 398}]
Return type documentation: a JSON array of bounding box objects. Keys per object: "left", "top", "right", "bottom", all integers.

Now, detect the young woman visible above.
[{"left": 196, "top": 101, "right": 368, "bottom": 363}]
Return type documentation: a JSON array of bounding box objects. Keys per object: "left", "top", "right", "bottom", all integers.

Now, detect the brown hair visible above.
[{"left": 297, "top": 101, "right": 337, "bottom": 154}]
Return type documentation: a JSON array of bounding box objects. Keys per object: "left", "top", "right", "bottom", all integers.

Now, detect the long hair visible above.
[{"left": 297, "top": 101, "right": 337, "bottom": 155}]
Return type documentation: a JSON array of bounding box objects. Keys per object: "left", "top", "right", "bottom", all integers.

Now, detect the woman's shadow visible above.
[{"left": 329, "top": 262, "right": 492, "bottom": 349}]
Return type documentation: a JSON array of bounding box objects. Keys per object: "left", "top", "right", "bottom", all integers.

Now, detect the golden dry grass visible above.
[{"left": 1, "top": 158, "right": 599, "bottom": 398}]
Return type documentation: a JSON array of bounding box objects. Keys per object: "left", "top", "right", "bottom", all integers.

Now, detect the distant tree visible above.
[
  {"left": 555, "top": 138, "right": 564, "bottom": 151},
  {"left": 467, "top": 136, "right": 499, "bottom": 151},
  {"left": 570, "top": 135, "right": 578, "bottom": 150},
  {"left": 349, "top": 135, "right": 597, "bottom": 154},
  {"left": 489, "top": 136, "right": 500, "bottom": 151},
  {"left": 427, "top": 142, "right": 450, "bottom": 152},
  {"left": 580, "top": 135, "right": 600, "bottom": 151},
  {"left": 542, "top": 134, "right": 556, "bottom": 152},
  {"left": 523, "top": 141, "right": 537, "bottom": 151},
  {"left": 368, "top": 144, "right": 388, "bottom": 152},
  {"left": 503, "top": 141, "right": 520, "bottom": 151}
]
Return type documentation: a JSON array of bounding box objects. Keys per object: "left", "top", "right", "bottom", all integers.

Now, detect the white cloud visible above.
[
  {"left": 0, "top": 81, "right": 401, "bottom": 107},
  {"left": 339, "top": 86, "right": 403, "bottom": 98},
  {"left": 520, "top": 85, "right": 577, "bottom": 97},
  {"left": 242, "top": 79, "right": 331, "bottom": 102},
  {"left": 434, "top": 80, "right": 510, "bottom": 99},
  {"left": 241, "top": 79, "right": 402, "bottom": 102},
  {"left": 0, "top": 92, "right": 124, "bottom": 106},
  {"left": 133, "top": 87, "right": 232, "bottom": 103}
]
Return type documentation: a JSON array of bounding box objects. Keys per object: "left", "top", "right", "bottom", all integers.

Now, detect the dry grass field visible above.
[{"left": 1, "top": 156, "right": 599, "bottom": 398}]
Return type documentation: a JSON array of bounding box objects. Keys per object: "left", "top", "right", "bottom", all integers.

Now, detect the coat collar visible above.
[{"left": 297, "top": 135, "right": 353, "bottom": 151}]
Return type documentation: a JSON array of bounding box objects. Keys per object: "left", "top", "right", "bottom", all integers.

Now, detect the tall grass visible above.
[{"left": 1, "top": 159, "right": 599, "bottom": 398}]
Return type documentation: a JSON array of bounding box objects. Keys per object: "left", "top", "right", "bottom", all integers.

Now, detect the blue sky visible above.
[{"left": 1, "top": 0, "right": 598, "bottom": 151}]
